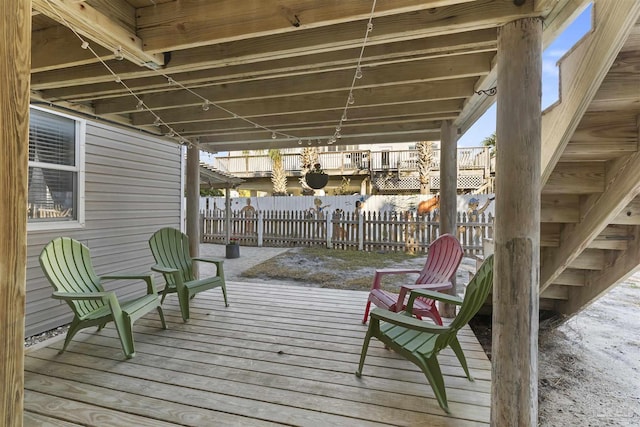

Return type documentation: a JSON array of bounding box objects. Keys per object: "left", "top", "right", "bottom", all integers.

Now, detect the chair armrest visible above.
[
  {"left": 99, "top": 274, "right": 159, "bottom": 295},
  {"left": 192, "top": 258, "right": 224, "bottom": 277},
  {"left": 397, "top": 282, "right": 452, "bottom": 307},
  {"left": 370, "top": 308, "right": 449, "bottom": 334},
  {"left": 406, "top": 289, "right": 463, "bottom": 313},
  {"left": 370, "top": 268, "right": 421, "bottom": 291},
  {"left": 401, "top": 282, "right": 452, "bottom": 293},
  {"left": 52, "top": 291, "right": 111, "bottom": 301},
  {"left": 374, "top": 268, "right": 421, "bottom": 275},
  {"left": 151, "top": 264, "right": 179, "bottom": 274},
  {"left": 192, "top": 257, "right": 224, "bottom": 265}
]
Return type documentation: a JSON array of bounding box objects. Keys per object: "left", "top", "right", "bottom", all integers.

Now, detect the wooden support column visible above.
[
  {"left": 224, "top": 188, "right": 231, "bottom": 244},
  {"left": 185, "top": 144, "right": 200, "bottom": 277},
  {"left": 0, "top": 0, "right": 30, "bottom": 425},
  {"left": 492, "top": 17, "right": 542, "bottom": 427},
  {"left": 439, "top": 120, "right": 458, "bottom": 318}
]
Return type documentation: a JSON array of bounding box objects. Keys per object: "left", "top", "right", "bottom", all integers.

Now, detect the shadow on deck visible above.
[{"left": 24, "top": 281, "right": 491, "bottom": 426}]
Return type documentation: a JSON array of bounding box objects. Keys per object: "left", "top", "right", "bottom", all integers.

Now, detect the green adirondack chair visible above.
[
  {"left": 149, "top": 227, "right": 228, "bottom": 322},
  {"left": 356, "top": 254, "right": 494, "bottom": 414},
  {"left": 39, "top": 237, "right": 167, "bottom": 359}
]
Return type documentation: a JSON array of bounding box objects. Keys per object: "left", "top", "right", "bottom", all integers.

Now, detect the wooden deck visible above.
[{"left": 23, "top": 282, "right": 491, "bottom": 426}]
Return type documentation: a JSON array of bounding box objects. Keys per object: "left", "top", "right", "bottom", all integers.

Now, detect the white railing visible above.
[{"left": 213, "top": 147, "right": 491, "bottom": 176}]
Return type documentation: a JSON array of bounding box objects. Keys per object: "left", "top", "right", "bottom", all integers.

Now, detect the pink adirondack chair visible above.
[{"left": 362, "top": 233, "right": 463, "bottom": 325}]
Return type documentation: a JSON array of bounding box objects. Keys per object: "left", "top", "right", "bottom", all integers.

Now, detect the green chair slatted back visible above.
[
  {"left": 39, "top": 237, "right": 105, "bottom": 318},
  {"left": 148, "top": 227, "right": 195, "bottom": 288},
  {"left": 149, "top": 227, "right": 228, "bottom": 322},
  {"left": 39, "top": 237, "right": 166, "bottom": 359},
  {"left": 356, "top": 255, "right": 494, "bottom": 414},
  {"left": 431, "top": 254, "right": 494, "bottom": 355}
]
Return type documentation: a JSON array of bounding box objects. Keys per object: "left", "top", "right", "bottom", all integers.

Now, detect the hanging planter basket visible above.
[{"left": 305, "top": 173, "right": 329, "bottom": 189}]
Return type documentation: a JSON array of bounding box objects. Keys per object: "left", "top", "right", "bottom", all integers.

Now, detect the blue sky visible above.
[{"left": 457, "top": 4, "right": 593, "bottom": 147}]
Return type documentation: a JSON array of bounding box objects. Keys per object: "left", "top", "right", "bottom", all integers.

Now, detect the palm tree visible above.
[
  {"left": 416, "top": 141, "right": 434, "bottom": 195},
  {"left": 268, "top": 149, "right": 288, "bottom": 195},
  {"left": 482, "top": 132, "right": 496, "bottom": 157}
]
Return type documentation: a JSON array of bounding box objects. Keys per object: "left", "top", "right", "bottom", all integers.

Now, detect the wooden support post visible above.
[
  {"left": 186, "top": 145, "right": 200, "bottom": 277},
  {"left": 439, "top": 120, "right": 458, "bottom": 318},
  {"left": 224, "top": 189, "right": 231, "bottom": 244},
  {"left": 492, "top": 17, "right": 542, "bottom": 427},
  {"left": 0, "top": 0, "right": 30, "bottom": 424}
]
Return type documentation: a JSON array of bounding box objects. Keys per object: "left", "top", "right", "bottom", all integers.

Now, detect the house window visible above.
[{"left": 28, "top": 107, "right": 85, "bottom": 229}]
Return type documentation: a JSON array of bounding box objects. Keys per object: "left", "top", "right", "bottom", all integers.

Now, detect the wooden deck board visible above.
[{"left": 24, "top": 281, "right": 491, "bottom": 426}]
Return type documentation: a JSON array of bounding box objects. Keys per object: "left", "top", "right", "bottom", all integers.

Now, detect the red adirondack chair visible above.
[{"left": 362, "top": 233, "right": 463, "bottom": 325}]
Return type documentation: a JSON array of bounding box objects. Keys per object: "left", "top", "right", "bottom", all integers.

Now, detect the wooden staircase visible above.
[{"left": 537, "top": 1, "right": 640, "bottom": 316}]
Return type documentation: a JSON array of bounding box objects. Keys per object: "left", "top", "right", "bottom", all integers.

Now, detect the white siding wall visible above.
[{"left": 25, "top": 120, "right": 182, "bottom": 336}]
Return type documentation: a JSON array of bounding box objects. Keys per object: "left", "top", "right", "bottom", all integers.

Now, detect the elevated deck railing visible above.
[{"left": 214, "top": 147, "right": 492, "bottom": 177}]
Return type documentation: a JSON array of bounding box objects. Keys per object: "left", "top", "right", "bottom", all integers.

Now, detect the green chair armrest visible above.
[
  {"left": 151, "top": 264, "right": 179, "bottom": 274},
  {"left": 192, "top": 257, "right": 224, "bottom": 265},
  {"left": 100, "top": 273, "right": 153, "bottom": 281},
  {"left": 370, "top": 308, "right": 449, "bottom": 334},
  {"left": 192, "top": 257, "right": 224, "bottom": 277},
  {"left": 407, "top": 289, "right": 463, "bottom": 313},
  {"left": 52, "top": 291, "right": 112, "bottom": 301},
  {"left": 99, "top": 274, "right": 159, "bottom": 295}
]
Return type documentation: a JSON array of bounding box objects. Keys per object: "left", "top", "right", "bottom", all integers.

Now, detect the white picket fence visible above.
[{"left": 201, "top": 209, "right": 493, "bottom": 255}]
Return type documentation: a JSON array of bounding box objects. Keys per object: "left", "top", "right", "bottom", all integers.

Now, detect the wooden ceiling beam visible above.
[
  {"left": 31, "top": 25, "right": 110, "bottom": 72},
  {"left": 136, "top": 0, "right": 513, "bottom": 53},
  {"left": 182, "top": 121, "right": 442, "bottom": 141},
  {"left": 164, "top": 112, "right": 456, "bottom": 136},
  {"left": 124, "top": 78, "right": 477, "bottom": 124},
  {"left": 32, "top": 0, "right": 164, "bottom": 68},
  {"left": 30, "top": 19, "right": 500, "bottom": 90},
  {"left": 541, "top": 151, "right": 640, "bottom": 291},
  {"left": 133, "top": 98, "right": 464, "bottom": 126},
  {"left": 93, "top": 53, "right": 491, "bottom": 115},
  {"left": 39, "top": 34, "right": 497, "bottom": 101}
]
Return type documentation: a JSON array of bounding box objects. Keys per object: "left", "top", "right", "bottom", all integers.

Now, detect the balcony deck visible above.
[{"left": 24, "top": 281, "right": 491, "bottom": 426}]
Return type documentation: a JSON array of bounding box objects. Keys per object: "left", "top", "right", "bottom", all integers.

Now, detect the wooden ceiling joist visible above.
[
  {"left": 135, "top": 0, "right": 529, "bottom": 53},
  {"left": 32, "top": 0, "right": 165, "bottom": 68}
]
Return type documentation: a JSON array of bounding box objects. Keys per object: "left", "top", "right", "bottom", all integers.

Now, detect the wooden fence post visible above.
[
  {"left": 358, "top": 213, "right": 364, "bottom": 251},
  {"left": 257, "top": 211, "right": 264, "bottom": 247},
  {"left": 326, "top": 214, "right": 332, "bottom": 248}
]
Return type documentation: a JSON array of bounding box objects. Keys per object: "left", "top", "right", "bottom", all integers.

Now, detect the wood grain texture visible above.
[
  {"left": 23, "top": 281, "right": 491, "bottom": 426},
  {"left": 541, "top": 0, "right": 640, "bottom": 183},
  {"left": 492, "top": 17, "right": 542, "bottom": 427},
  {"left": 439, "top": 120, "right": 458, "bottom": 317},
  {"left": 0, "top": 0, "right": 30, "bottom": 425}
]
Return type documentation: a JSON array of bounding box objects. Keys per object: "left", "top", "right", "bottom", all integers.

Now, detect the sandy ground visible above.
[
  {"left": 203, "top": 244, "right": 640, "bottom": 426},
  {"left": 537, "top": 276, "right": 640, "bottom": 426}
]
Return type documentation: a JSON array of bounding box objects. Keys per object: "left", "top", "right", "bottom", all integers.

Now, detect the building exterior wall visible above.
[{"left": 25, "top": 119, "right": 182, "bottom": 336}]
